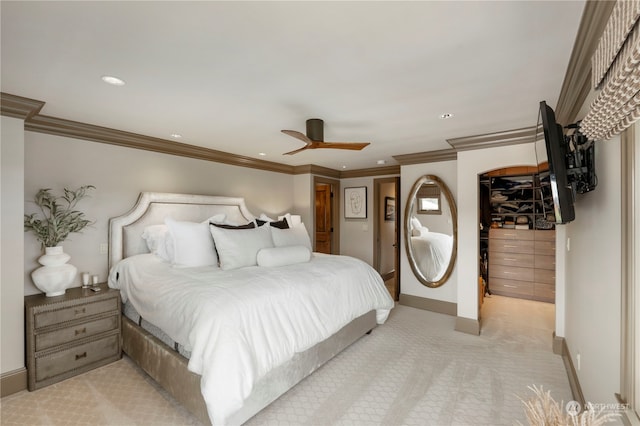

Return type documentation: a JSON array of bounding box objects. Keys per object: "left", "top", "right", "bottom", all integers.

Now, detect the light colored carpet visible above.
[{"left": 1, "top": 295, "right": 572, "bottom": 425}]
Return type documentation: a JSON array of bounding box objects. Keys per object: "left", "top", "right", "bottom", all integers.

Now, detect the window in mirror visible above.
[{"left": 417, "top": 184, "right": 441, "bottom": 214}]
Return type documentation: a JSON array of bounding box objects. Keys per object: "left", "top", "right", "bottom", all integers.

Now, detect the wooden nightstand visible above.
[{"left": 25, "top": 283, "right": 121, "bottom": 391}]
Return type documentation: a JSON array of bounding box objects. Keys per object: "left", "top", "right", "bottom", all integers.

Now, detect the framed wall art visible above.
[
  {"left": 344, "top": 186, "right": 367, "bottom": 219},
  {"left": 384, "top": 196, "right": 396, "bottom": 221}
]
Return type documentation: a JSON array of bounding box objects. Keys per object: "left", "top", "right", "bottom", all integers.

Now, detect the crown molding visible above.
[
  {"left": 340, "top": 165, "right": 400, "bottom": 179},
  {"left": 393, "top": 148, "right": 457, "bottom": 165},
  {"left": 25, "top": 114, "right": 297, "bottom": 175},
  {"left": 447, "top": 126, "right": 536, "bottom": 152},
  {"left": 555, "top": 0, "right": 615, "bottom": 126},
  {"left": 4, "top": 92, "right": 409, "bottom": 178},
  {"left": 292, "top": 164, "right": 341, "bottom": 178},
  {"left": 0, "top": 93, "right": 45, "bottom": 120}
]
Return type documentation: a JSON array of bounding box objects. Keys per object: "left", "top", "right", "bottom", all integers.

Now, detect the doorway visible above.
[
  {"left": 374, "top": 177, "right": 400, "bottom": 300},
  {"left": 313, "top": 176, "right": 340, "bottom": 254}
]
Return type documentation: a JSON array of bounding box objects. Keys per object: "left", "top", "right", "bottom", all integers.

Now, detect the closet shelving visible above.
[{"left": 482, "top": 171, "right": 555, "bottom": 230}]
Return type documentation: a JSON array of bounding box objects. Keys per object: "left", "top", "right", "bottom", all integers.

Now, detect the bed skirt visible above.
[{"left": 122, "top": 310, "right": 378, "bottom": 425}]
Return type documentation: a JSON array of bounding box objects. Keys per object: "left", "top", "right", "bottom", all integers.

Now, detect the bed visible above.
[{"left": 107, "top": 192, "right": 394, "bottom": 425}]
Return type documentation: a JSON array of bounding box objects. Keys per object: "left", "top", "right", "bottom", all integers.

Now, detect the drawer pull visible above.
[
  {"left": 75, "top": 352, "right": 87, "bottom": 361},
  {"left": 504, "top": 258, "right": 517, "bottom": 261},
  {"left": 74, "top": 308, "right": 86, "bottom": 315},
  {"left": 503, "top": 284, "right": 518, "bottom": 288},
  {"left": 504, "top": 245, "right": 517, "bottom": 248},
  {"left": 75, "top": 327, "right": 87, "bottom": 336},
  {"left": 503, "top": 271, "right": 516, "bottom": 275}
]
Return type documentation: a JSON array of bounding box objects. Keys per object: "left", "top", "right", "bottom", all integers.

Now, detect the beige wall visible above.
[
  {"left": 1, "top": 116, "right": 25, "bottom": 374},
  {"left": 339, "top": 177, "right": 375, "bottom": 264},
  {"left": 564, "top": 136, "right": 622, "bottom": 405},
  {"left": 23, "top": 132, "right": 297, "bottom": 295}
]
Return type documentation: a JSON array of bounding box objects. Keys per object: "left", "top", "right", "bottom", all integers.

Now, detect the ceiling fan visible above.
[{"left": 281, "top": 118, "right": 370, "bottom": 155}]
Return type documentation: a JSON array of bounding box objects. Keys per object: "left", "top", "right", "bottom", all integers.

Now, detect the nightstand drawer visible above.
[
  {"left": 35, "top": 333, "right": 120, "bottom": 382},
  {"left": 34, "top": 298, "right": 118, "bottom": 329},
  {"left": 35, "top": 315, "right": 119, "bottom": 352}
]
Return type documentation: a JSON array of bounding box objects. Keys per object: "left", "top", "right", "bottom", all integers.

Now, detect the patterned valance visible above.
[{"left": 580, "top": 0, "right": 640, "bottom": 140}]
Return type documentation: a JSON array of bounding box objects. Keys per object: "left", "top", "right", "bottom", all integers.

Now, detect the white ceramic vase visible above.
[{"left": 31, "top": 246, "right": 77, "bottom": 297}]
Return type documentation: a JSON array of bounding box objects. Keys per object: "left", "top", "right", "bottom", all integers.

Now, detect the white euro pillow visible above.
[
  {"left": 257, "top": 245, "right": 311, "bottom": 267},
  {"left": 165, "top": 217, "right": 218, "bottom": 267},
  {"left": 411, "top": 226, "right": 430, "bottom": 237},
  {"left": 141, "top": 224, "right": 172, "bottom": 262},
  {"left": 410, "top": 216, "right": 422, "bottom": 231},
  {"left": 209, "top": 223, "right": 274, "bottom": 270},
  {"left": 270, "top": 222, "right": 312, "bottom": 251}
]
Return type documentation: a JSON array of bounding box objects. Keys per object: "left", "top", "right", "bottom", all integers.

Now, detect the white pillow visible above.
[
  {"left": 209, "top": 224, "right": 274, "bottom": 270},
  {"left": 141, "top": 224, "right": 172, "bottom": 262},
  {"left": 206, "top": 214, "right": 226, "bottom": 225},
  {"left": 411, "top": 226, "right": 430, "bottom": 237},
  {"left": 257, "top": 245, "right": 311, "bottom": 267},
  {"left": 270, "top": 222, "right": 312, "bottom": 251},
  {"left": 277, "top": 213, "right": 302, "bottom": 227},
  {"left": 410, "top": 216, "right": 422, "bottom": 231},
  {"left": 165, "top": 218, "right": 218, "bottom": 267},
  {"left": 259, "top": 213, "right": 275, "bottom": 222}
]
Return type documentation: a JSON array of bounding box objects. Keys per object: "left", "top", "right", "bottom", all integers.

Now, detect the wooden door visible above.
[{"left": 315, "top": 184, "right": 332, "bottom": 254}]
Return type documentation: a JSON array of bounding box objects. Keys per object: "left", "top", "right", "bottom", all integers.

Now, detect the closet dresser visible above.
[{"left": 489, "top": 229, "right": 555, "bottom": 303}]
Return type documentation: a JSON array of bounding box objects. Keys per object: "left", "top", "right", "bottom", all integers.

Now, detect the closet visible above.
[{"left": 479, "top": 167, "right": 556, "bottom": 303}]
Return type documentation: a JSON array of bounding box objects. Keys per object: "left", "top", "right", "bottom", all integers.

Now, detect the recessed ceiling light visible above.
[
  {"left": 258, "top": 152, "right": 267, "bottom": 156},
  {"left": 101, "top": 75, "right": 125, "bottom": 86},
  {"left": 439, "top": 113, "right": 454, "bottom": 119},
  {"left": 342, "top": 165, "right": 347, "bottom": 169},
  {"left": 170, "top": 133, "right": 182, "bottom": 139},
  {"left": 377, "top": 160, "right": 386, "bottom": 165}
]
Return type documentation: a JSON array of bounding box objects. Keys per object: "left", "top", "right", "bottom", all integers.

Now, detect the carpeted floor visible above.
[{"left": 0, "top": 295, "right": 572, "bottom": 425}]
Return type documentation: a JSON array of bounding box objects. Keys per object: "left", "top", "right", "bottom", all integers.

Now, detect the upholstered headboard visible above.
[{"left": 108, "top": 192, "right": 255, "bottom": 270}]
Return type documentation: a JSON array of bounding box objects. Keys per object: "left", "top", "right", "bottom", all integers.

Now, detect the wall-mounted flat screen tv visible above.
[{"left": 538, "top": 101, "right": 575, "bottom": 224}]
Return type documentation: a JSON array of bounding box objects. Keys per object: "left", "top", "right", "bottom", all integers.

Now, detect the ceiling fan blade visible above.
[
  {"left": 281, "top": 129, "right": 312, "bottom": 145},
  {"left": 314, "top": 142, "right": 371, "bottom": 151},
  {"left": 283, "top": 146, "right": 311, "bottom": 155}
]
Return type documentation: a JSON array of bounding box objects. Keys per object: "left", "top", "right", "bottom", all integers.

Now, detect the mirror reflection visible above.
[{"left": 405, "top": 175, "right": 457, "bottom": 287}]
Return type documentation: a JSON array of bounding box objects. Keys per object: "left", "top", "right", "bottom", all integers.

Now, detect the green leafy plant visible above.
[{"left": 24, "top": 185, "right": 95, "bottom": 248}]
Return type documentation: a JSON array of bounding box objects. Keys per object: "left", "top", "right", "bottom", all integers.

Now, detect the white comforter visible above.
[
  {"left": 410, "top": 231, "right": 453, "bottom": 281},
  {"left": 108, "top": 253, "right": 393, "bottom": 425}
]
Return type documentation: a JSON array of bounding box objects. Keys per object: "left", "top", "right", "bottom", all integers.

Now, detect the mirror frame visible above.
[{"left": 404, "top": 175, "right": 458, "bottom": 288}]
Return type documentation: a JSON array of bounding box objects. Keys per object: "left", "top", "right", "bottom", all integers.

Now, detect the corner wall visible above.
[
  {"left": 1, "top": 116, "right": 25, "bottom": 375},
  {"left": 564, "top": 136, "right": 622, "bottom": 405}
]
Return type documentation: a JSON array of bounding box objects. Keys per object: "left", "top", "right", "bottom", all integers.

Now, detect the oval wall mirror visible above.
[{"left": 404, "top": 175, "right": 458, "bottom": 288}]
